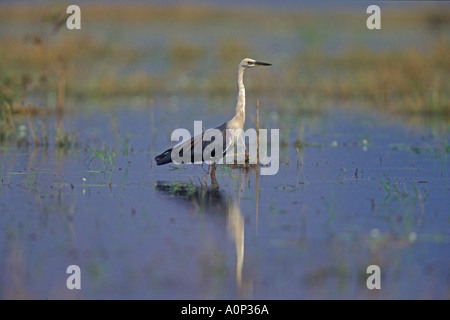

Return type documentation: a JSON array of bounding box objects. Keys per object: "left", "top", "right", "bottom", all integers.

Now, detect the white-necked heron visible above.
[{"left": 155, "top": 58, "right": 271, "bottom": 169}]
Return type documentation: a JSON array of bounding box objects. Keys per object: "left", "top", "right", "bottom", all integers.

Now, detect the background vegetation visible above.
[{"left": 0, "top": 3, "right": 449, "bottom": 144}]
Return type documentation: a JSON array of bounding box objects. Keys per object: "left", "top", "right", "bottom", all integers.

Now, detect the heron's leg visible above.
[
  {"left": 231, "top": 134, "right": 247, "bottom": 163},
  {"left": 211, "top": 162, "right": 217, "bottom": 175},
  {"left": 237, "top": 134, "right": 251, "bottom": 163},
  {"left": 210, "top": 162, "right": 218, "bottom": 187}
]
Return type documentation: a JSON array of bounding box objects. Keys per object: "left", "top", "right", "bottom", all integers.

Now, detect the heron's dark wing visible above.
[
  {"left": 201, "top": 126, "right": 230, "bottom": 163},
  {"left": 170, "top": 125, "right": 229, "bottom": 164},
  {"left": 170, "top": 133, "right": 200, "bottom": 164}
]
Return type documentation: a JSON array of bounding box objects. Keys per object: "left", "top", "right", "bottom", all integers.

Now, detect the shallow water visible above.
[
  {"left": 1, "top": 97, "right": 448, "bottom": 299},
  {"left": 1, "top": 1, "right": 449, "bottom": 299}
]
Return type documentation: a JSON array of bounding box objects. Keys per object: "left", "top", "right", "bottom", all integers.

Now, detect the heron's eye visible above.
[{"left": 247, "top": 61, "right": 251, "bottom": 65}]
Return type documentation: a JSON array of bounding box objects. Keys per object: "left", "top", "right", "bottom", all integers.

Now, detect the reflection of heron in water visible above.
[
  {"left": 155, "top": 172, "right": 251, "bottom": 295},
  {"left": 227, "top": 201, "right": 244, "bottom": 288},
  {"left": 154, "top": 58, "right": 271, "bottom": 178}
]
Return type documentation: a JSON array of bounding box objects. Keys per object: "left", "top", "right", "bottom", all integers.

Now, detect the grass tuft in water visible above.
[{"left": 86, "top": 145, "right": 116, "bottom": 170}]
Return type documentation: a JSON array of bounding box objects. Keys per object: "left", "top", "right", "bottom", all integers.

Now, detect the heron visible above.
[{"left": 154, "top": 58, "right": 271, "bottom": 175}]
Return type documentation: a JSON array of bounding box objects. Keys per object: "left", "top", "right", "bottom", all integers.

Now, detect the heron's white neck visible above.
[{"left": 234, "top": 67, "right": 246, "bottom": 125}]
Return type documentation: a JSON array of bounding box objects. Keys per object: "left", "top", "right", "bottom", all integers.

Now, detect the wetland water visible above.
[
  {"left": 0, "top": 1, "right": 449, "bottom": 300},
  {"left": 1, "top": 97, "right": 448, "bottom": 299}
]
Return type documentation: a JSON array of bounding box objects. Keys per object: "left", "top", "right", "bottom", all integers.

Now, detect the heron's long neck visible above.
[{"left": 234, "top": 67, "right": 245, "bottom": 126}]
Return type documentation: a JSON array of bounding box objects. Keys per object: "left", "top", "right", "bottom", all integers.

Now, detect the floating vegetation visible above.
[{"left": 155, "top": 181, "right": 198, "bottom": 198}]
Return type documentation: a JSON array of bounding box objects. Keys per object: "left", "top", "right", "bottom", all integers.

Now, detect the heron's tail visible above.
[{"left": 155, "top": 148, "right": 173, "bottom": 166}]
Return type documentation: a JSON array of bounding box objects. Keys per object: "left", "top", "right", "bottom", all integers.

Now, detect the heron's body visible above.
[{"left": 155, "top": 58, "right": 271, "bottom": 166}]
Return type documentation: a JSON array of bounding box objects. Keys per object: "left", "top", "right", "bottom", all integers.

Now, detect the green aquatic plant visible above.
[
  {"left": 118, "top": 131, "right": 129, "bottom": 156},
  {"left": 156, "top": 180, "right": 199, "bottom": 198},
  {"left": 172, "top": 181, "right": 197, "bottom": 197},
  {"left": 86, "top": 145, "right": 116, "bottom": 170},
  {"left": 378, "top": 175, "right": 391, "bottom": 195},
  {"left": 23, "top": 171, "right": 39, "bottom": 193}
]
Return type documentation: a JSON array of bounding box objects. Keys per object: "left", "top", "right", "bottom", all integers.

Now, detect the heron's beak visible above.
[{"left": 255, "top": 61, "right": 272, "bottom": 66}]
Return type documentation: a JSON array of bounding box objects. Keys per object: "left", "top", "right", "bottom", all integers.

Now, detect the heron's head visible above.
[{"left": 239, "top": 58, "right": 272, "bottom": 69}]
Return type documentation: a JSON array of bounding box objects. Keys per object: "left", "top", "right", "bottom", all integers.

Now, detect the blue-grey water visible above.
[
  {"left": 1, "top": 96, "right": 448, "bottom": 299},
  {"left": 0, "top": 1, "right": 449, "bottom": 299}
]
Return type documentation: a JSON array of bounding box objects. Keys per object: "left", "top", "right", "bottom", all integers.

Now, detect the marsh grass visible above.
[
  {"left": 86, "top": 145, "right": 116, "bottom": 171},
  {"left": 156, "top": 181, "right": 198, "bottom": 198},
  {"left": 378, "top": 175, "right": 429, "bottom": 212},
  {"left": 117, "top": 132, "right": 129, "bottom": 156},
  {"left": 23, "top": 170, "right": 39, "bottom": 193},
  {"left": 0, "top": 3, "right": 449, "bottom": 145},
  {"left": 378, "top": 175, "right": 391, "bottom": 195},
  {"left": 54, "top": 125, "right": 78, "bottom": 149}
]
